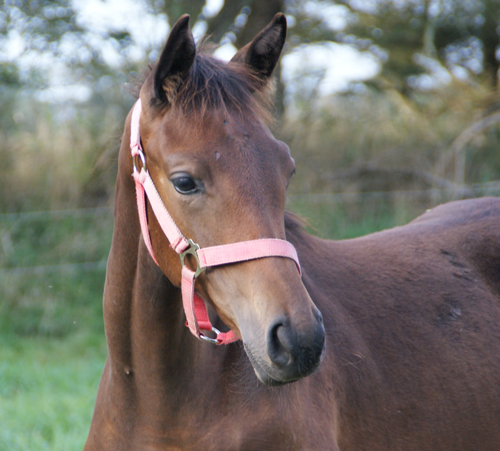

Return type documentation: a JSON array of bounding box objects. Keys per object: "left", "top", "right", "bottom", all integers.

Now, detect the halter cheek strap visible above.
[{"left": 130, "top": 99, "right": 301, "bottom": 345}]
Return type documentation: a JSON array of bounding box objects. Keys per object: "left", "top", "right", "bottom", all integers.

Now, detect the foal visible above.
[{"left": 86, "top": 14, "right": 500, "bottom": 451}]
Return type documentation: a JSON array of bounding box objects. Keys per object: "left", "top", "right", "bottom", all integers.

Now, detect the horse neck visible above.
[{"left": 103, "top": 135, "right": 203, "bottom": 386}]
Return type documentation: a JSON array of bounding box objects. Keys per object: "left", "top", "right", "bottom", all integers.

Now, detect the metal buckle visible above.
[
  {"left": 132, "top": 148, "right": 147, "bottom": 173},
  {"left": 199, "top": 326, "right": 221, "bottom": 344},
  {"left": 179, "top": 239, "right": 205, "bottom": 278}
]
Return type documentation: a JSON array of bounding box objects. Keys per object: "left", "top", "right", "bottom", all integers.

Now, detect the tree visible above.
[{"left": 331, "top": 0, "right": 500, "bottom": 92}]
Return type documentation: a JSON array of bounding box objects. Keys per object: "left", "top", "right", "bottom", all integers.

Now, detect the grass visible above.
[
  {"left": 0, "top": 211, "right": 111, "bottom": 450},
  {"left": 0, "top": 266, "right": 107, "bottom": 450},
  {"left": 287, "top": 190, "right": 434, "bottom": 240},
  {"left": 0, "top": 331, "right": 106, "bottom": 451},
  {"left": 0, "top": 268, "right": 107, "bottom": 450},
  {"left": 288, "top": 196, "right": 410, "bottom": 239}
]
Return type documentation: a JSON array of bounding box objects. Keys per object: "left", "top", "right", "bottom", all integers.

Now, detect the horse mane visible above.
[
  {"left": 284, "top": 211, "right": 316, "bottom": 246},
  {"left": 131, "top": 44, "right": 275, "bottom": 124}
]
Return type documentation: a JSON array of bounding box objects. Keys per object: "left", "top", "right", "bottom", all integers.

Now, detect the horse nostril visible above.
[
  {"left": 267, "top": 319, "right": 295, "bottom": 368},
  {"left": 314, "top": 309, "right": 324, "bottom": 327},
  {"left": 266, "top": 313, "right": 326, "bottom": 380}
]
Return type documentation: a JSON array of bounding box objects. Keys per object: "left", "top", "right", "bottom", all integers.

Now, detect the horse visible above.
[{"left": 85, "top": 13, "right": 500, "bottom": 451}]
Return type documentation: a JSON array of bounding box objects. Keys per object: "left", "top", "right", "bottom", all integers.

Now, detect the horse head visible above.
[{"left": 133, "top": 14, "right": 325, "bottom": 385}]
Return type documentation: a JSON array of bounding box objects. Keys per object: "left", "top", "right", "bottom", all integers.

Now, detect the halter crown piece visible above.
[{"left": 130, "top": 99, "right": 301, "bottom": 345}]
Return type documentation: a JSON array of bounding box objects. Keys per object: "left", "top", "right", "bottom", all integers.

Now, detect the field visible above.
[
  {"left": 0, "top": 331, "right": 106, "bottom": 450},
  {"left": 0, "top": 211, "right": 110, "bottom": 450}
]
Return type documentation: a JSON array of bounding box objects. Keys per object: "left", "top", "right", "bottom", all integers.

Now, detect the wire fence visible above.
[
  {"left": 2, "top": 184, "right": 500, "bottom": 276},
  {"left": 0, "top": 206, "right": 113, "bottom": 223},
  {"left": 0, "top": 206, "right": 114, "bottom": 277}
]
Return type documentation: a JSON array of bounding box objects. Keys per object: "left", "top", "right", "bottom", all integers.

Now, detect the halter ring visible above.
[
  {"left": 179, "top": 239, "right": 205, "bottom": 278},
  {"left": 132, "top": 149, "right": 147, "bottom": 173},
  {"left": 199, "top": 326, "right": 221, "bottom": 344}
]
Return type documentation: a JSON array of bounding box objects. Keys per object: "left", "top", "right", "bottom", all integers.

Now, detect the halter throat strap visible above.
[{"left": 130, "top": 99, "right": 301, "bottom": 345}]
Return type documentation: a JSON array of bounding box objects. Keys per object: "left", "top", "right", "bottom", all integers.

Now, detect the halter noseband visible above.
[{"left": 130, "top": 99, "right": 301, "bottom": 345}]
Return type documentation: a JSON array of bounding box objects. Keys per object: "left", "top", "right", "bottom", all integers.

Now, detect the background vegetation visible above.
[{"left": 1, "top": 0, "right": 500, "bottom": 448}]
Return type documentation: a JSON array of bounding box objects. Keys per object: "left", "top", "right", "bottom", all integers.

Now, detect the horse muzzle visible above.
[{"left": 244, "top": 308, "right": 326, "bottom": 386}]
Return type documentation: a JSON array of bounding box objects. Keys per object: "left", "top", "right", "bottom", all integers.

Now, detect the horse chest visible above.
[
  {"left": 96, "top": 369, "right": 338, "bottom": 451},
  {"left": 139, "top": 383, "right": 337, "bottom": 450}
]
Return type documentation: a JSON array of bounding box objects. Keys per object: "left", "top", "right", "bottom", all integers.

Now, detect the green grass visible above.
[
  {"left": 0, "top": 268, "right": 107, "bottom": 450},
  {"left": 0, "top": 331, "right": 106, "bottom": 451},
  {"left": 287, "top": 193, "right": 424, "bottom": 240},
  {"left": 0, "top": 209, "right": 112, "bottom": 269},
  {"left": 0, "top": 212, "right": 111, "bottom": 450}
]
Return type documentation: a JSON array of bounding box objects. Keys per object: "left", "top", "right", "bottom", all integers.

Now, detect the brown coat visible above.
[{"left": 85, "top": 14, "right": 500, "bottom": 451}]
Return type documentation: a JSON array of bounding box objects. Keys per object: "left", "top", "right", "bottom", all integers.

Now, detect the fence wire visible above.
[{"left": 2, "top": 185, "right": 500, "bottom": 275}]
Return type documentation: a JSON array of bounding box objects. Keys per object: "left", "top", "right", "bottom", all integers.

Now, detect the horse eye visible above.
[{"left": 171, "top": 174, "right": 200, "bottom": 195}]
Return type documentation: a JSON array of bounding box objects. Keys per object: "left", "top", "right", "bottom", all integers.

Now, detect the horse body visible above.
[
  {"left": 85, "top": 13, "right": 500, "bottom": 451},
  {"left": 299, "top": 197, "right": 500, "bottom": 450}
]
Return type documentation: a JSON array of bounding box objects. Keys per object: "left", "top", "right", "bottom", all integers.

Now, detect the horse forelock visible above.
[{"left": 133, "top": 46, "right": 275, "bottom": 124}]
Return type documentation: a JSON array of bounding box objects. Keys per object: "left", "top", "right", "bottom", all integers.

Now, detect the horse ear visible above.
[
  {"left": 230, "top": 13, "right": 287, "bottom": 82},
  {"left": 153, "top": 14, "right": 196, "bottom": 103}
]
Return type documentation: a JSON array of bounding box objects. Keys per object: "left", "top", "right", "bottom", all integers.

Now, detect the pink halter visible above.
[{"left": 130, "top": 99, "right": 301, "bottom": 345}]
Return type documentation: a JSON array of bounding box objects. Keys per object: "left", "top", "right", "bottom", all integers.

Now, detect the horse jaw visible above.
[{"left": 202, "top": 260, "right": 326, "bottom": 386}]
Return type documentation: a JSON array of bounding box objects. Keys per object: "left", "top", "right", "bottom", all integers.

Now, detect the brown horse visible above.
[{"left": 85, "top": 14, "right": 500, "bottom": 451}]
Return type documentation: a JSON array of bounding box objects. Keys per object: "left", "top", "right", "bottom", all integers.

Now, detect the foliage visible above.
[
  {"left": 0, "top": 0, "right": 140, "bottom": 90},
  {"left": 282, "top": 0, "right": 500, "bottom": 93},
  {"left": 280, "top": 76, "right": 500, "bottom": 199},
  {"left": 0, "top": 100, "right": 126, "bottom": 212}
]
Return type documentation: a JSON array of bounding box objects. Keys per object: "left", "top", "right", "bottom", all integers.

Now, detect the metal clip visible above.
[
  {"left": 132, "top": 148, "right": 147, "bottom": 173},
  {"left": 199, "top": 326, "right": 221, "bottom": 345},
  {"left": 179, "top": 239, "right": 205, "bottom": 278}
]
